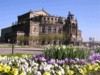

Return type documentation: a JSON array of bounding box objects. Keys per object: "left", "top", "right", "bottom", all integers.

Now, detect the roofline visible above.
[{"left": 32, "top": 9, "right": 51, "bottom": 16}]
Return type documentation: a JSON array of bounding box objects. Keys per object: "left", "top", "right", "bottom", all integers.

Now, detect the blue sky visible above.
[{"left": 0, "top": 0, "right": 100, "bottom": 42}]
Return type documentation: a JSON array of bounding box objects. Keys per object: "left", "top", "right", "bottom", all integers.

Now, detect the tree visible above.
[
  {"left": 39, "top": 33, "right": 68, "bottom": 45},
  {"left": 16, "top": 35, "right": 30, "bottom": 45},
  {"left": 16, "top": 35, "right": 25, "bottom": 45},
  {"left": 29, "top": 35, "right": 39, "bottom": 45}
]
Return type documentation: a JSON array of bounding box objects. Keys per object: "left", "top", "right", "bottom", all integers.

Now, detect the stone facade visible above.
[{"left": 1, "top": 10, "right": 82, "bottom": 46}]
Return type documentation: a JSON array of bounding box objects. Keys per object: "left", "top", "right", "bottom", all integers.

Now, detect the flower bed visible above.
[
  {"left": 44, "top": 45, "right": 90, "bottom": 59},
  {"left": 0, "top": 53, "right": 99, "bottom": 75},
  {"left": 0, "top": 45, "right": 100, "bottom": 75}
]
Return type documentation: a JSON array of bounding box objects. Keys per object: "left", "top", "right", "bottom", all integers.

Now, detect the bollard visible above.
[{"left": 12, "top": 44, "right": 14, "bottom": 54}]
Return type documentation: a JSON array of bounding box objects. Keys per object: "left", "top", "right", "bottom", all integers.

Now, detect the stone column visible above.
[
  {"left": 45, "top": 26, "right": 48, "bottom": 34},
  {"left": 40, "top": 26, "right": 42, "bottom": 33},
  {"left": 56, "top": 26, "right": 58, "bottom": 33},
  {"left": 51, "top": 26, "right": 53, "bottom": 33}
]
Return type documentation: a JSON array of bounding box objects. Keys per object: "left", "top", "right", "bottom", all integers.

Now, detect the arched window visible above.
[{"left": 34, "top": 27, "right": 36, "bottom": 32}]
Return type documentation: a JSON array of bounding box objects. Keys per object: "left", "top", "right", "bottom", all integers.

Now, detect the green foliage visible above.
[
  {"left": 16, "top": 35, "right": 25, "bottom": 41},
  {"left": 1, "top": 54, "right": 32, "bottom": 57},
  {"left": 95, "top": 47, "right": 100, "bottom": 53},
  {"left": 39, "top": 33, "right": 67, "bottom": 41},
  {"left": 29, "top": 36, "right": 39, "bottom": 41},
  {"left": 44, "top": 45, "right": 91, "bottom": 59}
]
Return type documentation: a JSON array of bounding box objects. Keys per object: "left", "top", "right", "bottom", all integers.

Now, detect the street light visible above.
[
  {"left": 92, "top": 38, "right": 94, "bottom": 50},
  {"left": 89, "top": 37, "right": 92, "bottom": 50},
  {"left": 89, "top": 37, "right": 94, "bottom": 50},
  {"left": 11, "top": 24, "right": 15, "bottom": 54}
]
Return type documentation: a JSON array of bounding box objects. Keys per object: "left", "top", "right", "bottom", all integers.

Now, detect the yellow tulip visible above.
[
  {"left": 66, "top": 70, "right": 74, "bottom": 75},
  {"left": 11, "top": 68, "right": 18, "bottom": 75},
  {"left": 86, "top": 64, "right": 93, "bottom": 71},
  {"left": 20, "top": 72, "right": 24, "bottom": 75},
  {"left": 4, "top": 66, "right": 11, "bottom": 73},
  {"left": 43, "top": 72, "right": 51, "bottom": 75},
  {"left": 56, "top": 71, "right": 62, "bottom": 75}
]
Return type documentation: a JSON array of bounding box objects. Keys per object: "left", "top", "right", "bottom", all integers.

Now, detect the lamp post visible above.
[
  {"left": 92, "top": 38, "right": 94, "bottom": 50},
  {"left": 89, "top": 37, "right": 94, "bottom": 50},
  {"left": 12, "top": 36, "right": 14, "bottom": 54},
  {"left": 12, "top": 43, "right": 14, "bottom": 54},
  {"left": 89, "top": 37, "right": 92, "bottom": 50}
]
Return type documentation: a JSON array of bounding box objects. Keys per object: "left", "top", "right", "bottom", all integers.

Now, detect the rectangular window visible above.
[
  {"left": 42, "top": 26, "right": 45, "bottom": 33},
  {"left": 53, "top": 27, "right": 56, "bottom": 33},
  {"left": 48, "top": 27, "right": 51, "bottom": 33},
  {"left": 58, "top": 27, "right": 62, "bottom": 33}
]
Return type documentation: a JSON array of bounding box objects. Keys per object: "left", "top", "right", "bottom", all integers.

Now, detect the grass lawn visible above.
[{"left": 1, "top": 53, "right": 32, "bottom": 57}]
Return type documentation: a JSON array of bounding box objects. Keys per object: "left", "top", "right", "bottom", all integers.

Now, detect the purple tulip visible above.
[
  {"left": 34, "top": 57, "right": 38, "bottom": 61},
  {"left": 57, "top": 60, "right": 65, "bottom": 65},
  {"left": 93, "top": 54, "right": 100, "bottom": 60},
  {"left": 46, "top": 58, "right": 50, "bottom": 62},
  {"left": 79, "top": 59, "right": 86, "bottom": 64},
  {"left": 64, "top": 58, "right": 68, "bottom": 63},
  {"left": 46, "top": 58, "right": 51, "bottom": 64},
  {"left": 70, "top": 59, "right": 76, "bottom": 64},
  {"left": 88, "top": 56, "right": 93, "bottom": 60},
  {"left": 39, "top": 54, "right": 44, "bottom": 57},
  {"left": 39, "top": 57, "right": 46, "bottom": 61},
  {"left": 32, "top": 55, "right": 36, "bottom": 59},
  {"left": 49, "top": 59, "right": 55, "bottom": 64},
  {"left": 91, "top": 61, "right": 96, "bottom": 64},
  {"left": 32, "top": 55, "right": 39, "bottom": 61},
  {"left": 89, "top": 53, "right": 100, "bottom": 61},
  {"left": 47, "top": 59, "right": 55, "bottom": 64},
  {"left": 75, "top": 58, "right": 79, "bottom": 62}
]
